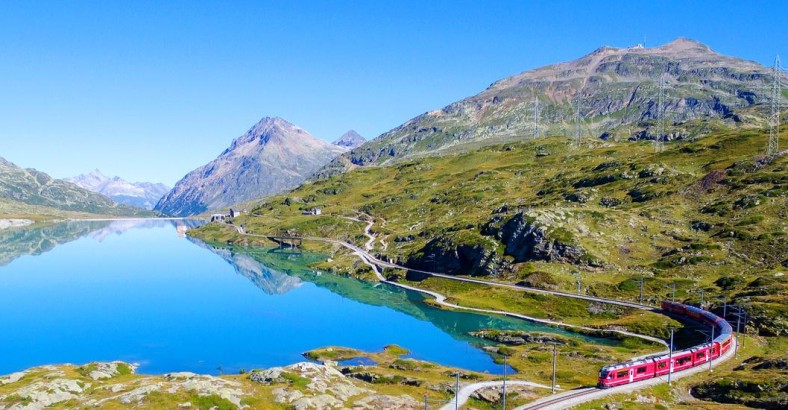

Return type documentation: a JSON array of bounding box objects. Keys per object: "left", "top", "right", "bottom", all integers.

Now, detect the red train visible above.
[{"left": 597, "top": 301, "right": 733, "bottom": 388}]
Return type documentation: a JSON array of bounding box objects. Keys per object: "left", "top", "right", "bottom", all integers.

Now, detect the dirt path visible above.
[
  {"left": 218, "top": 222, "right": 743, "bottom": 410},
  {"left": 438, "top": 380, "right": 553, "bottom": 410}
]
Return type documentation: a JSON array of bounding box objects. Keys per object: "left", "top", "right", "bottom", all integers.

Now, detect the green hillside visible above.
[
  {"left": 193, "top": 127, "right": 786, "bottom": 337},
  {"left": 0, "top": 156, "right": 149, "bottom": 218}
]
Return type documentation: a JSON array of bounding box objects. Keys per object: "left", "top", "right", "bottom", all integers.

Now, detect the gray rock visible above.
[
  {"left": 155, "top": 117, "right": 346, "bottom": 216},
  {"left": 0, "top": 371, "right": 26, "bottom": 385},
  {"left": 498, "top": 212, "right": 586, "bottom": 264},
  {"left": 250, "top": 367, "right": 285, "bottom": 384},
  {"left": 315, "top": 38, "right": 785, "bottom": 178}
]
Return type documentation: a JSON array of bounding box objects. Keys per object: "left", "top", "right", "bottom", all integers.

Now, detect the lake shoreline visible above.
[{"left": 0, "top": 218, "right": 32, "bottom": 230}]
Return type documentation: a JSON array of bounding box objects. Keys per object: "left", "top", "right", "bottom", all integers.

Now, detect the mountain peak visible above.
[
  {"left": 316, "top": 37, "right": 777, "bottom": 177},
  {"left": 156, "top": 116, "right": 346, "bottom": 216},
  {"left": 65, "top": 171, "right": 169, "bottom": 210},
  {"left": 0, "top": 156, "right": 15, "bottom": 167},
  {"left": 227, "top": 116, "right": 314, "bottom": 152},
  {"left": 333, "top": 130, "right": 366, "bottom": 149},
  {"left": 656, "top": 37, "right": 713, "bottom": 53},
  {"left": 88, "top": 169, "right": 108, "bottom": 178}
]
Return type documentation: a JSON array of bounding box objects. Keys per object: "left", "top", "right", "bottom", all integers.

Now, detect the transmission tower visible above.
[
  {"left": 767, "top": 54, "right": 782, "bottom": 156},
  {"left": 573, "top": 95, "right": 581, "bottom": 147},
  {"left": 655, "top": 74, "right": 666, "bottom": 151},
  {"left": 533, "top": 95, "right": 540, "bottom": 140}
]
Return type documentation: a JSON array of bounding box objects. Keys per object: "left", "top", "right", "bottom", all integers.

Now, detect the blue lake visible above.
[{"left": 0, "top": 220, "right": 599, "bottom": 376}]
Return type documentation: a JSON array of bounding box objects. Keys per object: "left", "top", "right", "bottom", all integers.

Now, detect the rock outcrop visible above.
[
  {"left": 406, "top": 231, "right": 502, "bottom": 277},
  {"left": 250, "top": 362, "right": 420, "bottom": 409},
  {"left": 469, "top": 330, "right": 569, "bottom": 346},
  {"left": 497, "top": 212, "right": 586, "bottom": 264}
]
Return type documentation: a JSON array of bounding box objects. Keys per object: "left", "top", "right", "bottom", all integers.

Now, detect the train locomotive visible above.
[{"left": 597, "top": 301, "right": 733, "bottom": 388}]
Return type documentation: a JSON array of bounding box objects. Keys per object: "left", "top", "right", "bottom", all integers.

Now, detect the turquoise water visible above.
[{"left": 0, "top": 220, "right": 595, "bottom": 376}]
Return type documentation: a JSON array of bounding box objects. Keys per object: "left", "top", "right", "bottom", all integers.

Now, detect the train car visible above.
[
  {"left": 661, "top": 300, "right": 686, "bottom": 315},
  {"left": 685, "top": 305, "right": 704, "bottom": 322},
  {"left": 598, "top": 301, "right": 734, "bottom": 389}
]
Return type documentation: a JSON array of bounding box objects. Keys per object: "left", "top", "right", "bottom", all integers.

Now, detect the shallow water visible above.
[{"left": 0, "top": 220, "right": 601, "bottom": 375}]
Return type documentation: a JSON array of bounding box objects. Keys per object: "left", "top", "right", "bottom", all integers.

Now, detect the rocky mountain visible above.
[
  {"left": 332, "top": 130, "right": 366, "bottom": 149},
  {"left": 155, "top": 117, "right": 346, "bottom": 216},
  {"left": 317, "top": 38, "right": 787, "bottom": 177},
  {"left": 188, "top": 239, "right": 303, "bottom": 295},
  {"left": 0, "top": 220, "right": 111, "bottom": 265},
  {"left": 65, "top": 170, "right": 169, "bottom": 210},
  {"left": 0, "top": 156, "right": 145, "bottom": 216}
]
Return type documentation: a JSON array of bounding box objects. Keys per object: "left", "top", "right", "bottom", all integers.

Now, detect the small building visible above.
[
  {"left": 229, "top": 208, "right": 242, "bottom": 218},
  {"left": 210, "top": 214, "right": 226, "bottom": 223},
  {"left": 302, "top": 208, "right": 322, "bottom": 216}
]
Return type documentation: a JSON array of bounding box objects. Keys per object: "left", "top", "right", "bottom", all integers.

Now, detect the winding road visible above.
[
  {"left": 438, "top": 380, "right": 554, "bottom": 410},
  {"left": 221, "top": 219, "right": 736, "bottom": 409}
]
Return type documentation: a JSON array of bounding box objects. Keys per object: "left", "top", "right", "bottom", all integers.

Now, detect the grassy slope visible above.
[
  {"left": 191, "top": 128, "right": 786, "bottom": 407},
  {"left": 0, "top": 198, "right": 152, "bottom": 220},
  {"left": 195, "top": 128, "right": 785, "bottom": 332}
]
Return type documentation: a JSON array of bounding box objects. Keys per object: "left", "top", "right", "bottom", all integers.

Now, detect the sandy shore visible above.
[{"left": 0, "top": 218, "right": 33, "bottom": 230}]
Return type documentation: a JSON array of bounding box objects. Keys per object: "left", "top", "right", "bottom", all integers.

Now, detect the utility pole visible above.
[
  {"left": 709, "top": 324, "right": 715, "bottom": 372},
  {"left": 735, "top": 308, "right": 741, "bottom": 357},
  {"left": 533, "top": 95, "right": 540, "bottom": 140},
  {"left": 551, "top": 344, "right": 558, "bottom": 394},
  {"left": 455, "top": 372, "right": 460, "bottom": 410},
  {"left": 424, "top": 395, "right": 428, "bottom": 410},
  {"left": 699, "top": 289, "right": 704, "bottom": 308},
  {"left": 502, "top": 355, "right": 507, "bottom": 410},
  {"left": 767, "top": 54, "right": 782, "bottom": 156},
  {"left": 671, "top": 283, "right": 676, "bottom": 302},
  {"left": 574, "top": 95, "right": 581, "bottom": 147},
  {"left": 639, "top": 277, "right": 644, "bottom": 305},
  {"left": 668, "top": 328, "right": 674, "bottom": 385},
  {"left": 732, "top": 305, "right": 747, "bottom": 357},
  {"left": 655, "top": 74, "right": 666, "bottom": 151}
]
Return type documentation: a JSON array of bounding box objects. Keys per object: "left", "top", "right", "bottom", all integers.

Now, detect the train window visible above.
[
  {"left": 696, "top": 352, "right": 704, "bottom": 359},
  {"left": 658, "top": 362, "right": 667, "bottom": 369},
  {"left": 677, "top": 357, "right": 692, "bottom": 366},
  {"left": 616, "top": 370, "right": 627, "bottom": 378},
  {"left": 637, "top": 367, "right": 647, "bottom": 374}
]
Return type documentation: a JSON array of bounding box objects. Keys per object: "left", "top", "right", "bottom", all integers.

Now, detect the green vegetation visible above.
[
  {"left": 116, "top": 363, "right": 132, "bottom": 376},
  {"left": 191, "top": 394, "right": 238, "bottom": 410},
  {"left": 280, "top": 372, "right": 311, "bottom": 389},
  {"left": 75, "top": 363, "right": 98, "bottom": 377},
  {"left": 188, "top": 127, "right": 786, "bottom": 407},
  {"left": 193, "top": 128, "right": 786, "bottom": 336},
  {"left": 0, "top": 157, "right": 150, "bottom": 218}
]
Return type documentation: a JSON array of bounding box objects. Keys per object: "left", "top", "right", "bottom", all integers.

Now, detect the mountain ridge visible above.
[
  {"left": 154, "top": 116, "right": 346, "bottom": 216},
  {"left": 65, "top": 170, "right": 169, "bottom": 210},
  {"left": 0, "top": 156, "right": 146, "bottom": 217},
  {"left": 316, "top": 38, "right": 786, "bottom": 177},
  {"left": 333, "top": 130, "right": 366, "bottom": 149}
]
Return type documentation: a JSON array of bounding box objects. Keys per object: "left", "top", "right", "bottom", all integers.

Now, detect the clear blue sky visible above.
[{"left": 1, "top": 0, "right": 785, "bottom": 185}]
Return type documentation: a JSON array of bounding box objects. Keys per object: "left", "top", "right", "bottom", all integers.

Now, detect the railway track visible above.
[
  {"left": 518, "top": 388, "right": 596, "bottom": 410},
  {"left": 514, "top": 335, "right": 737, "bottom": 410},
  {"left": 219, "top": 224, "right": 736, "bottom": 409}
]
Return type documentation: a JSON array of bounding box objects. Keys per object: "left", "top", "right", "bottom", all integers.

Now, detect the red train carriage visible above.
[{"left": 598, "top": 301, "right": 733, "bottom": 388}]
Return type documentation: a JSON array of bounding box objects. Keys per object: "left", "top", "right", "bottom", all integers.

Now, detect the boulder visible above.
[
  {"left": 499, "top": 213, "right": 585, "bottom": 264},
  {"left": 406, "top": 231, "right": 501, "bottom": 276}
]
